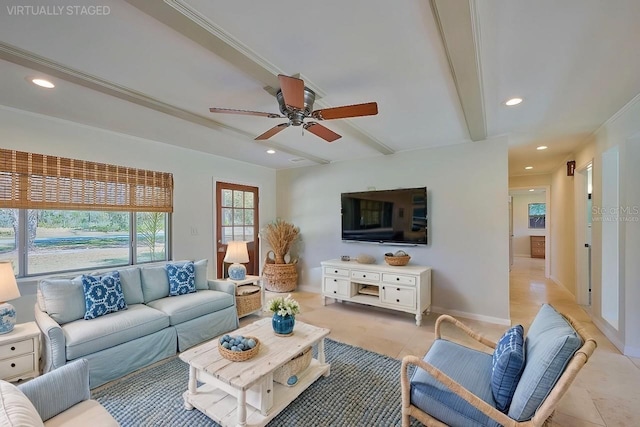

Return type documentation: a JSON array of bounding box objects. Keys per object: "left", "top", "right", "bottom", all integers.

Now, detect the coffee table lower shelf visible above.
[{"left": 183, "top": 359, "right": 330, "bottom": 427}]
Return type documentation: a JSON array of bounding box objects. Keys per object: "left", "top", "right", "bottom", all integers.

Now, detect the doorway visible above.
[
  {"left": 215, "top": 181, "right": 259, "bottom": 278},
  {"left": 575, "top": 161, "right": 593, "bottom": 306}
]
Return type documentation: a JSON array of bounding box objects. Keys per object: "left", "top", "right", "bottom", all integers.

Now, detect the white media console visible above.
[{"left": 321, "top": 259, "right": 431, "bottom": 326}]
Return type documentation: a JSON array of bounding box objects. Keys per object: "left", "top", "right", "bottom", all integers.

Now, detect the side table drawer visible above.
[
  {"left": 0, "top": 338, "right": 33, "bottom": 359},
  {"left": 0, "top": 354, "right": 34, "bottom": 379}
]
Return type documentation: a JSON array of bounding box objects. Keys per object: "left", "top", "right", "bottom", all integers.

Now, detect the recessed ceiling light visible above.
[
  {"left": 31, "top": 78, "right": 55, "bottom": 89},
  {"left": 266, "top": 149, "right": 276, "bottom": 154},
  {"left": 536, "top": 146, "right": 548, "bottom": 150},
  {"left": 529, "top": 189, "right": 535, "bottom": 192},
  {"left": 525, "top": 166, "right": 533, "bottom": 170},
  {"left": 505, "top": 97, "right": 523, "bottom": 106}
]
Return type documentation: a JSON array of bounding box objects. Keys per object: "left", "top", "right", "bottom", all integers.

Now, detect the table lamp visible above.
[
  {"left": 224, "top": 241, "right": 250, "bottom": 281},
  {"left": 0, "top": 261, "right": 20, "bottom": 334}
]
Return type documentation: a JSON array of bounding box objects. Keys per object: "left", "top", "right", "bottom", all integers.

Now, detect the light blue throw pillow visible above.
[
  {"left": 166, "top": 262, "right": 196, "bottom": 296},
  {"left": 82, "top": 271, "right": 127, "bottom": 320},
  {"left": 491, "top": 325, "right": 525, "bottom": 412}
]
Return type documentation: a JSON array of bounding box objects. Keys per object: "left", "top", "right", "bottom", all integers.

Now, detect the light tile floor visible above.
[{"left": 246, "top": 257, "right": 640, "bottom": 426}]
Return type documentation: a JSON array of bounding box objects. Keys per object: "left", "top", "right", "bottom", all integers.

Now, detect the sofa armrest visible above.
[
  {"left": 18, "top": 359, "right": 91, "bottom": 422},
  {"left": 34, "top": 303, "right": 67, "bottom": 373},
  {"left": 208, "top": 279, "right": 235, "bottom": 296}
]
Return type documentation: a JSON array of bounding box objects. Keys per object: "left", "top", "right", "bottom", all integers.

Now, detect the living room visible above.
[{"left": 1, "top": 1, "right": 639, "bottom": 426}]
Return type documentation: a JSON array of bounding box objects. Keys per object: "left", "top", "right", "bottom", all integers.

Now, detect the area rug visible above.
[{"left": 93, "top": 338, "right": 421, "bottom": 426}]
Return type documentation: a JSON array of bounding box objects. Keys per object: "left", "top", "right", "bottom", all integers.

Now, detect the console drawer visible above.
[
  {"left": 323, "top": 267, "right": 350, "bottom": 277},
  {"left": 382, "top": 273, "right": 416, "bottom": 286},
  {"left": 351, "top": 270, "right": 380, "bottom": 282}
]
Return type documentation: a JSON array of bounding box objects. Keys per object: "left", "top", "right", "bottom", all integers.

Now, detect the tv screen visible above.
[{"left": 341, "top": 187, "right": 427, "bottom": 245}]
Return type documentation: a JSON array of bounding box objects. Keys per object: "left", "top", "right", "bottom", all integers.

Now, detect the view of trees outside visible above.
[{"left": 0, "top": 209, "right": 167, "bottom": 275}]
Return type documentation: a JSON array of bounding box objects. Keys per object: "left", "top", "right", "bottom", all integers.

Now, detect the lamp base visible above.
[
  {"left": 0, "top": 302, "right": 17, "bottom": 334},
  {"left": 228, "top": 263, "right": 247, "bottom": 281}
]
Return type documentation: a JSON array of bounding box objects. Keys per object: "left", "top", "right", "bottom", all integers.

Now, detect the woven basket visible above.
[
  {"left": 236, "top": 285, "right": 262, "bottom": 317},
  {"left": 218, "top": 336, "right": 260, "bottom": 362},
  {"left": 262, "top": 251, "right": 298, "bottom": 292},
  {"left": 384, "top": 255, "right": 411, "bottom": 266},
  {"left": 273, "top": 347, "right": 312, "bottom": 386}
]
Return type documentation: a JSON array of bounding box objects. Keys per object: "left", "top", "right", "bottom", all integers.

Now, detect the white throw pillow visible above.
[{"left": 0, "top": 380, "right": 45, "bottom": 427}]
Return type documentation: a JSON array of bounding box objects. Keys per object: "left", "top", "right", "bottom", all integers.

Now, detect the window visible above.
[
  {"left": 2, "top": 208, "right": 169, "bottom": 276},
  {"left": 0, "top": 148, "right": 173, "bottom": 277},
  {"left": 528, "top": 203, "right": 546, "bottom": 229}
]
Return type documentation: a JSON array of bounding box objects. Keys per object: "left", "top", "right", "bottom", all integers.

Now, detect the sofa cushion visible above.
[
  {"left": 39, "top": 277, "right": 85, "bottom": 325},
  {"left": 82, "top": 272, "right": 127, "bottom": 320},
  {"left": 44, "top": 400, "right": 119, "bottom": 427},
  {"left": 146, "top": 290, "right": 234, "bottom": 325},
  {"left": 63, "top": 304, "right": 170, "bottom": 360},
  {"left": 0, "top": 380, "right": 45, "bottom": 427},
  {"left": 410, "top": 339, "right": 499, "bottom": 427},
  {"left": 140, "top": 265, "right": 170, "bottom": 302},
  {"left": 508, "top": 304, "right": 583, "bottom": 421},
  {"left": 492, "top": 325, "right": 525, "bottom": 412},
  {"left": 117, "top": 267, "right": 144, "bottom": 305},
  {"left": 166, "top": 262, "right": 196, "bottom": 296}
]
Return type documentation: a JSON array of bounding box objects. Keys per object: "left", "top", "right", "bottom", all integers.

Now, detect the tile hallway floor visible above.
[{"left": 245, "top": 257, "right": 640, "bottom": 426}]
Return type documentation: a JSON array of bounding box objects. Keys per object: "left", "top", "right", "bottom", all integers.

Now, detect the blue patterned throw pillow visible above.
[
  {"left": 166, "top": 262, "right": 196, "bottom": 296},
  {"left": 82, "top": 271, "right": 127, "bottom": 320},
  {"left": 492, "top": 324, "right": 525, "bottom": 412}
]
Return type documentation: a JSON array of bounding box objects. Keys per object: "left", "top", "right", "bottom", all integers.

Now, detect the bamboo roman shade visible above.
[{"left": 0, "top": 149, "right": 173, "bottom": 212}]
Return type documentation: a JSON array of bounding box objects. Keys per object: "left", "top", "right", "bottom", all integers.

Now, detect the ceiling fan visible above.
[{"left": 209, "top": 74, "right": 378, "bottom": 143}]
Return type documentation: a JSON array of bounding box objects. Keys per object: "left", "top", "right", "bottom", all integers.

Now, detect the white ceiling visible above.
[{"left": 1, "top": 0, "right": 639, "bottom": 174}]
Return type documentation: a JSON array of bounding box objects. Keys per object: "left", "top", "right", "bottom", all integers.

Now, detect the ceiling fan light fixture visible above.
[{"left": 505, "top": 97, "right": 523, "bottom": 106}]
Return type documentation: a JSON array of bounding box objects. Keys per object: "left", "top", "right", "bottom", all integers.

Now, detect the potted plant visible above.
[
  {"left": 268, "top": 294, "right": 300, "bottom": 336},
  {"left": 262, "top": 219, "right": 300, "bottom": 292}
]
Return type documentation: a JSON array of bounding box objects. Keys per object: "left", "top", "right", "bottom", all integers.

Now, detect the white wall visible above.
[
  {"left": 511, "top": 193, "right": 546, "bottom": 257},
  {"left": 0, "top": 106, "right": 277, "bottom": 322},
  {"left": 276, "top": 136, "right": 511, "bottom": 324}
]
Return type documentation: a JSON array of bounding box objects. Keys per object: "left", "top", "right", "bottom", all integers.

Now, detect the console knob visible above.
[
  {"left": 10, "top": 346, "right": 15, "bottom": 351},
  {"left": 11, "top": 363, "right": 15, "bottom": 368}
]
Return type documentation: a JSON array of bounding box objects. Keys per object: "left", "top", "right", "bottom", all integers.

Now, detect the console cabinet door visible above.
[
  {"left": 381, "top": 285, "right": 416, "bottom": 309},
  {"left": 323, "top": 278, "right": 350, "bottom": 297}
]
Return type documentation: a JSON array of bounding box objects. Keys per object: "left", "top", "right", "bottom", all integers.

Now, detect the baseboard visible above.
[
  {"left": 514, "top": 254, "right": 530, "bottom": 258},
  {"left": 430, "top": 306, "right": 511, "bottom": 326},
  {"left": 591, "top": 315, "right": 625, "bottom": 354},
  {"left": 623, "top": 345, "right": 640, "bottom": 358}
]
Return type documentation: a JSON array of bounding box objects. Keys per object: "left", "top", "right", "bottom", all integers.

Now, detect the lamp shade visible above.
[
  {"left": 0, "top": 261, "right": 20, "bottom": 302},
  {"left": 224, "top": 241, "right": 250, "bottom": 264}
]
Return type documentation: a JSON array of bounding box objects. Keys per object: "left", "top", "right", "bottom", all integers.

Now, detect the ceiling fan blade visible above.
[
  {"left": 255, "top": 123, "right": 290, "bottom": 140},
  {"left": 209, "top": 107, "right": 282, "bottom": 118},
  {"left": 311, "top": 102, "right": 378, "bottom": 120},
  {"left": 303, "top": 122, "right": 342, "bottom": 143},
  {"left": 278, "top": 74, "right": 305, "bottom": 110}
]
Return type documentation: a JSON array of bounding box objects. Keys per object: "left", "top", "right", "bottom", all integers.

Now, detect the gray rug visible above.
[{"left": 93, "top": 338, "right": 421, "bottom": 426}]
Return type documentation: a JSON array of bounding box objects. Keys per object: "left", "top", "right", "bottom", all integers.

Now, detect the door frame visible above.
[
  {"left": 213, "top": 178, "right": 262, "bottom": 278},
  {"left": 508, "top": 186, "right": 551, "bottom": 278}
]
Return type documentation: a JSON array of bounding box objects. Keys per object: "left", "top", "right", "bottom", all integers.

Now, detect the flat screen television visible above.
[{"left": 341, "top": 187, "right": 427, "bottom": 245}]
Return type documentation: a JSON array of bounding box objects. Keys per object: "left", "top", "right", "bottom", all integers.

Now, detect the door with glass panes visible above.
[{"left": 215, "top": 182, "right": 259, "bottom": 278}]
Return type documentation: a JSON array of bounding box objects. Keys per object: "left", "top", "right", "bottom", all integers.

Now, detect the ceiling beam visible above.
[
  {"left": 0, "top": 42, "right": 330, "bottom": 165},
  {"left": 431, "top": 0, "right": 487, "bottom": 141},
  {"left": 125, "top": 0, "right": 394, "bottom": 155}
]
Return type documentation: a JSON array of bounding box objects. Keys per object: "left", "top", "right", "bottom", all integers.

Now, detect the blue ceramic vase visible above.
[{"left": 272, "top": 314, "right": 295, "bottom": 336}]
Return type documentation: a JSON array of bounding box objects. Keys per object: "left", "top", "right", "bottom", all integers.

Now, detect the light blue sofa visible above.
[{"left": 35, "top": 260, "right": 239, "bottom": 388}]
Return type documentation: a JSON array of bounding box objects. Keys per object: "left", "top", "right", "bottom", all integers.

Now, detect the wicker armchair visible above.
[{"left": 401, "top": 307, "right": 597, "bottom": 427}]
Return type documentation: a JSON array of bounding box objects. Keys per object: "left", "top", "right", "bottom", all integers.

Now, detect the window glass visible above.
[
  {"left": 0, "top": 209, "right": 19, "bottom": 274},
  {"left": 528, "top": 203, "right": 546, "bottom": 229},
  {"left": 136, "top": 212, "right": 166, "bottom": 263},
  {"left": 27, "top": 210, "right": 130, "bottom": 275}
]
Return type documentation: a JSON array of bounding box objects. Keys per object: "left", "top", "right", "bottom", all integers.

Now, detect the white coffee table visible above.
[{"left": 179, "top": 318, "right": 330, "bottom": 427}]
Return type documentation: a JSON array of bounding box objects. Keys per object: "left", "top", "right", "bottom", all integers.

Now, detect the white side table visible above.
[
  {"left": 0, "top": 321, "right": 40, "bottom": 382},
  {"left": 213, "top": 275, "right": 264, "bottom": 318}
]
